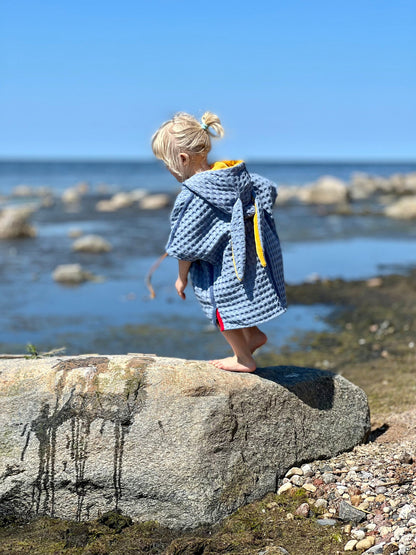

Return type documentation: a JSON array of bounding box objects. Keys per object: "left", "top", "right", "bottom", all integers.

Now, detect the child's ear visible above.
[{"left": 179, "top": 153, "right": 190, "bottom": 167}]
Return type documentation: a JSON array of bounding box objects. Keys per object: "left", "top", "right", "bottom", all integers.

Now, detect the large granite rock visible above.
[{"left": 0, "top": 355, "right": 370, "bottom": 529}]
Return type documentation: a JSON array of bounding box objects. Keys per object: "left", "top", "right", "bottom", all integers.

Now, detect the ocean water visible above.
[
  {"left": 1, "top": 160, "right": 415, "bottom": 358},
  {"left": 1, "top": 159, "right": 416, "bottom": 195}
]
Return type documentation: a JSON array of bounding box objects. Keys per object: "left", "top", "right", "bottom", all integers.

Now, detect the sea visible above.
[{"left": 1, "top": 160, "right": 416, "bottom": 359}]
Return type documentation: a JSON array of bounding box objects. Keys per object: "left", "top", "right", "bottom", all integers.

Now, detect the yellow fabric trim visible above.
[
  {"left": 231, "top": 242, "right": 242, "bottom": 281},
  {"left": 253, "top": 200, "right": 267, "bottom": 267},
  {"left": 210, "top": 160, "right": 243, "bottom": 171}
]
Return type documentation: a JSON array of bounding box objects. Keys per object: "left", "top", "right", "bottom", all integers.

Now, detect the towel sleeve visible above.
[{"left": 166, "top": 189, "right": 228, "bottom": 264}]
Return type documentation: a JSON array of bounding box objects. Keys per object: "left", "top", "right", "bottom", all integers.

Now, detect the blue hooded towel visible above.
[{"left": 166, "top": 161, "right": 287, "bottom": 330}]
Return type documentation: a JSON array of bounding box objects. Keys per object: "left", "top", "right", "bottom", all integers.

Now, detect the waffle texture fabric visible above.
[{"left": 166, "top": 161, "right": 287, "bottom": 329}]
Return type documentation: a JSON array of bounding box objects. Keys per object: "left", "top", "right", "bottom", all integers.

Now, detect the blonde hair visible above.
[{"left": 151, "top": 111, "right": 224, "bottom": 179}]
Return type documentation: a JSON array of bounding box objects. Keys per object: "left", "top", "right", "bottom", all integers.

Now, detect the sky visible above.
[{"left": 0, "top": 0, "right": 415, "bottom": 161}]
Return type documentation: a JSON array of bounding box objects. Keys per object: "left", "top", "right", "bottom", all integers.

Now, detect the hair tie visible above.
[{"left": 201, "top": 123, "right": 209, "bottom": 130}]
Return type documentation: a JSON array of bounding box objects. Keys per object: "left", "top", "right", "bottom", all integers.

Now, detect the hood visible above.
[
  {"left": 183, "top": 161, "right": 266, "bottom": 281},
  {"left": 183, "top": 160, "right": 253, "bottom": 215}
]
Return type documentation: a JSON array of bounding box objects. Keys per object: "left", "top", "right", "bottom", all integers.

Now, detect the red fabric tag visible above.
[{"left": 216, "top": 309, "right": 225, "bottom": 331}]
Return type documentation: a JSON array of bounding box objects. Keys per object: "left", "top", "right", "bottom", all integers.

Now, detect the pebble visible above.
[
  {"left": 316, "top": 518, "right": 337, "bottom": 526},
  {"left": 290, "top": 475, "right": 304, "bottom": 486},
  {"left": 295, "top": 502, "right": 310, "bottom": 517},
  {"left": 277, "top": 482, "right": 292, "bottom": 495},
  {"left": 274, "top": 437, "right": 416, "bottom": 553},
  {"left": 351, "top": 528, "right": 366, "bottom": 540},
  {"left": 286, "top": 466, "right": 303, "bottom": 478},
  {"left": 356, "top": 536, "right": 375, "bottom": 550},
  {"left": 303, "top": 483, "right": 317, "bottom": 493},
  {"left": 344, "top": 539, "right": 358, "bottom": 551}
]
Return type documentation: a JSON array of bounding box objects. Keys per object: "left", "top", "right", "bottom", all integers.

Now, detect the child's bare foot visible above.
[
  {"left": 244, "top": 328, "right": 268, "bottom": 353},
  {"left": 209, "top": 355, "right": 256, "bottom": 373}
]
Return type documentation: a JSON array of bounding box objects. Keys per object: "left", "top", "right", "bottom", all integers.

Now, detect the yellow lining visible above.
[
  {"left": 253, "top": 200, "right": 267, "bottom": 267},
  {"left": 231, "top": 242, "right": 243, "bottom": 281},
  {"left": 210, "top": 160, "right": 243, "bottom": 171}
]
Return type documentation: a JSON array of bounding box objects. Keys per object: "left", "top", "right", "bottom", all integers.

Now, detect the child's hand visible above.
[{"left": 175, "top": 277, "right": 187, "bottom": 300}]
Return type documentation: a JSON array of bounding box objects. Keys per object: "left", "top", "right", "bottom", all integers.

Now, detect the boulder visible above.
[
  {"left": 384, "top": 196, "right": 416, "bottom": 219},
  {"left": 12, "top": 185, "right": 52, "bottom": 198},
  {"left": 0, "top": 355, "right": 370, "bottom": 529},
  {"left": 72, "top": 234, "right": 112, "bottom": 253},
  {"left": 139, "top": 193, "right": 171, "bottom": 210},
  {"left": 301, "top": 176, "right": 349, "bottom": 205},
  {"left": 0, "top": 206, "right": 37, "bottom": 239},
  {"left": 52, "top": 263, "right": 100, "bottom": 284},
  {"left": 62, "top": 187, "right": 82, "bottom": 204}
]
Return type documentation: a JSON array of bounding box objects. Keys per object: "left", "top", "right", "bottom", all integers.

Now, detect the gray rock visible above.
[
  {"left": 361, "top": 545, "right": 384, "bottom": 554},
  {"left": 339, "top": 500, "right": 367, "bottom": 523},
  {"left": 0, "top": 356, "right": 370, "bottom": 529},
  {"left": 316, "top": 518, "right": 337, "bottom": 526},
  {"left": 0, "top": 206, "right": 37, "bottom": 239},
  {"left": 139, "top": 193, "right": 171, "bottom": 210},
  {"left": 72, "top": 234, "right": 112, "bottom": 253},
  {"left": 322, "top": 472, "right": 337, "bottom": 484},
  {"left": 300, "top": 176, "right": 349, "bottom": 205},
  {"left": 52, "top": 263, "right": 100, "bottom": 284},
  {"left": 385, "top": 196, "right": 416, "bottom": 219}
]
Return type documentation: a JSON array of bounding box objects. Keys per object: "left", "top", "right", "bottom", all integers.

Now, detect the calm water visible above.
[
  {"left": 1, "top": 160, "right": 415, "bottom": 358},
  {"left": 1, "top": 159, "right": 416, "bottom": 195}
]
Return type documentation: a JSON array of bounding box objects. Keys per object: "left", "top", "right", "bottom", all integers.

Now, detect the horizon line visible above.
[{"left": 1, "top": 156, "right": 416, "bottom": 165}]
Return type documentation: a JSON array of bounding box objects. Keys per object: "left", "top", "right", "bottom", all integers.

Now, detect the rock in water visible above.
[
  {"left": 0, "top": 206, "right": 37, "bottom": 239},
  {"left": 384, "top": 196, "right": 416, "bottom": 219},
  {"left": 0, "top": 356, "right": 370, "bottom": 529},
  {"left": 300, "top": 175, "right": 349, "bottom": 204},
  {"left": 72, "top": 234, "right": 112, "bottom": 253},
  {"left": 52, "top": 263, "right": 99, "bottom": 284}
]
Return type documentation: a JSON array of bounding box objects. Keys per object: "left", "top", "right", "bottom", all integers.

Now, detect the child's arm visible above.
[{"left": 175, "top": 260, "right": 192, "bottom": 300}]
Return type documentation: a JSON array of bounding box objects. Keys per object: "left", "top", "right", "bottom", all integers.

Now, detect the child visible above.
[{"left": 152, "top": 111, "right": 287, "bottom": 372}]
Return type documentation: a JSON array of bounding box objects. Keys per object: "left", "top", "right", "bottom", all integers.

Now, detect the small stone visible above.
[
  {"left": 295, "top": 502, "right": 310, "bottom": 517},
  {"left": 344, "top": 539, "right": 358, "bottom": 551},
  {"left": 301, "top": 463, "right": 314, "bottom": 477},
  {"left": 344, "top": 524, "right": 352, "bottom": 534},
  {"left": 375, "top": 494, "right": 386, "bottom": 503},
  {"left": 339, "top": 500, "right": 367, "bottom": 523},
  {"left": 303, "top": 483, "right": 317, "bottom": 493},
  {"left": 315, "top": 498, "right": 328, "bottom": 509},
  {"left": 266, "top": 502, "right": 278, "bottom": 509},
  {"left": 366, "top": 523, "right": 376, "bottom": 531},
  {"left": 399, "top": 533, "right": 413, "bottom": 545},
  {"left": 351, "top": 528, "right": 366, "bottom": 540},
  {"left": 322, "top": 472, "right": 337, "bottom": 484},
  {"left": 383, "top": 544, "right": 399, "bottom": 555},
  {"left": 351, "top": 494, "right": 362, "bottom": 506},
  {"left": 286, "top": 466, "right": 303, "bottom": 478},
  {"left": 286, "top": 512, "right": 294, "bottom": 520},
  {"left": 398, "top": 503, "right": 415, "bottom": 520},
  {"left": 376, "top": 486, "right": 387, "bottom": 494},
  {"left": 290, "top": 475, "right": 304, "bottom": 486},
  {"left": 278, "top": 482, "right": 292, "bottom": 495},
  {"left": 393, "top": 527, "right": 407, "bottom": 540},
  {"left": 398, "top": 452, "right": 413, "bottom": 464},
  {"left": 355, "top": 536, "right": 375, "bottom": 551},
  {"left": 316, "top": 518, "right": 337, "bottom": 526}
]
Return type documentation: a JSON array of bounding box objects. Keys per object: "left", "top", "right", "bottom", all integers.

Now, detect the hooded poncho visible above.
[{"left": 166, "top": 161, "right": 287, "bottom": 330}]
